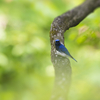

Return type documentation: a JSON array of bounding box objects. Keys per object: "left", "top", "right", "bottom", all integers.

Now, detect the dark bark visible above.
[{"left": 50, "top": 0, "right": 100, "bottom": 100}]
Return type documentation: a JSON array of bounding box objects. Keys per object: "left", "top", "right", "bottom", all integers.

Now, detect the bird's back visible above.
[
  {"left": 58, "top": 44, "right": 77, "bottom": 62},
  {"left": 59, "top": 44, "right": 70, "bottom": 55}
]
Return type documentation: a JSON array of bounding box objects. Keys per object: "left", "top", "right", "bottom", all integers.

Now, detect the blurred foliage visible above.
[{"left": 0, "top": 0, "right": 100, "bottom": 100}]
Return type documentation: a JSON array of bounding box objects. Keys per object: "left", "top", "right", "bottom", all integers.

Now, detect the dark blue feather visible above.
[{"left": 55, "top": 39, "right": 77, "bottom": 62}]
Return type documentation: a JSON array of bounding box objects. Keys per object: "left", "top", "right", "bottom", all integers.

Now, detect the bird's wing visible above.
[
  {"left": 59, "top": 44, "right": 70, "bottom": 55},
  {"left": 59, "top": 44, "right": 77, "bottom": 62}
]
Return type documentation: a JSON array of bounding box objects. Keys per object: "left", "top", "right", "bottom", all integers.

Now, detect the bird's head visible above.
[{"left": 55, "top": 39, "right": 60, "bottom": 46}]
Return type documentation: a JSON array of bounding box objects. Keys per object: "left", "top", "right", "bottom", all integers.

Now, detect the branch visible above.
[
  {"left": 50, "top": 0, "right": 100, "bottom": 37},
  {"left": 50, "top": 0, "right": 100, "bottom": 100}
]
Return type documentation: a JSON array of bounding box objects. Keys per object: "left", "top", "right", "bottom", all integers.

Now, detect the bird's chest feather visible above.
[{"left": 55, "top": 50, "right": 68, "bottom": 58}]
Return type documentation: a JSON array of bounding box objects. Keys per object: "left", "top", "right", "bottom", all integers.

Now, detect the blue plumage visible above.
[{"left": 55, "top": 39, "right": 77, "bottom": 62}]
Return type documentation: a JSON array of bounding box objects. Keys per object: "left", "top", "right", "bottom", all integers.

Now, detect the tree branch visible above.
[
  {"left": 50, "top": 0, "right": 100, "bottom": 36},
  {"left": 50, "top": 0, "right": 100, "bottom": 100}
]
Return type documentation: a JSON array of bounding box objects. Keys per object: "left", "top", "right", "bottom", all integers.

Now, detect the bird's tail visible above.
[
  {"left": 70, "top": 55, "right": 77, "bottom": 62},
  {"left": 73, "top": 58, "right": 77, "bottom": 62}
]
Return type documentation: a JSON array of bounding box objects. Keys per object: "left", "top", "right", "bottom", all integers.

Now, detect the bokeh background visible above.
[{"left": 0, "top": 0, "right": 100, "bottom": 100}]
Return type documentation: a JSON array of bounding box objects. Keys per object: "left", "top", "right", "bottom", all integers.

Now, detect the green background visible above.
[{"left": 0, "top": 0, "right": 100, "bottom": 100}]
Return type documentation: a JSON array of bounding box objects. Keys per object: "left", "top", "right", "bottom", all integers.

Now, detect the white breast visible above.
[{"left": 55, "top": 50, "right": 68, "bottom": 58}]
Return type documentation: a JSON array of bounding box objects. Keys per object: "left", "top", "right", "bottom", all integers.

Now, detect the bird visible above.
[{"left": 55, "top": 39, "right": 77, "bottom": 62}]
